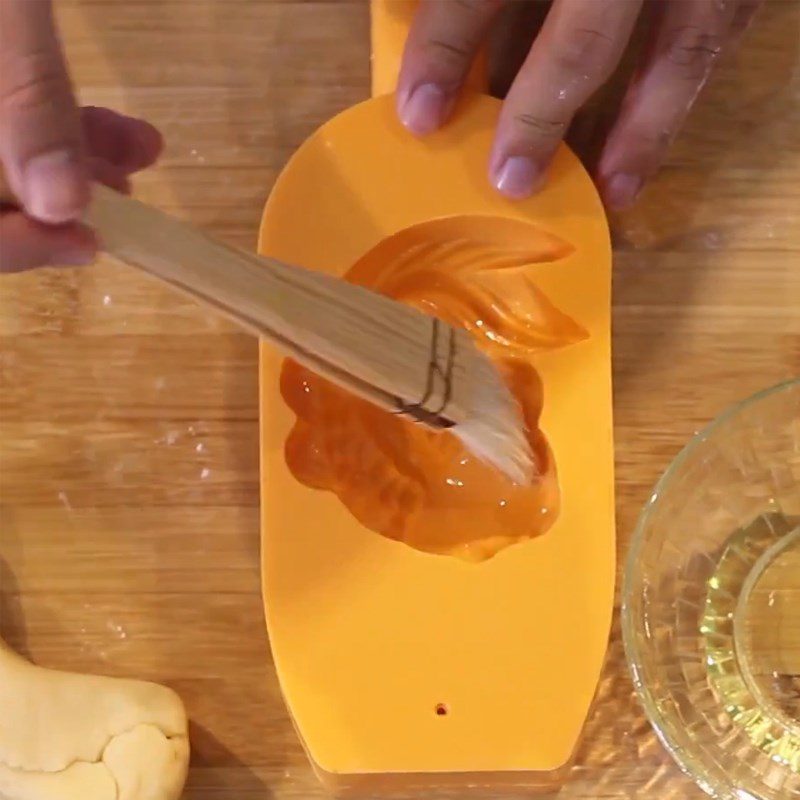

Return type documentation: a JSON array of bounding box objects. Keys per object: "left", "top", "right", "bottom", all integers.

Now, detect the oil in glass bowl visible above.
[
  {"left": 703, "top": 512, "right": 799, "bottom": 773},
  {"left": 623, "top": 380, "right": 800, "bottom": 800}
]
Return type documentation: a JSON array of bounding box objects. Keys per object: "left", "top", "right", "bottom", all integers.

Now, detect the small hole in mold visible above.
[{"left": 435, "top": 703, "right": 448, "bottom": 717}]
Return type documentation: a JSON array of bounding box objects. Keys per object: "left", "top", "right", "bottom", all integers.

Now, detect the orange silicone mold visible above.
[{"left": 258, "top": 1, "right": 615, "bottom": 795}]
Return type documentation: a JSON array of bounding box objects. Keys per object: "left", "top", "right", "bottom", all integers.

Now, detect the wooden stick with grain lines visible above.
[{"left": 0, "top": 179, "right": 533, "bottom": 483}]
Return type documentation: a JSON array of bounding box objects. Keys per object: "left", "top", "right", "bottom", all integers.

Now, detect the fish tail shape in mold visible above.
[{"left": 280, "top": 215, "right": 588, "bottom": 562}]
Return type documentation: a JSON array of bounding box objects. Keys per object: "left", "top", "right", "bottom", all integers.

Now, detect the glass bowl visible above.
[{"left": 622, "top": 379, "right": 800, "bottom": 800}]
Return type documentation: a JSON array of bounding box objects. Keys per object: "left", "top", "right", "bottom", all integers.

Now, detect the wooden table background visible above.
[{"left": 1, "top": 1, "right": 798, "bottom": 798}]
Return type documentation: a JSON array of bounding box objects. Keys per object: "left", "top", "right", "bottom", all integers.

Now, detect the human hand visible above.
[
  {"left": 0, "top": 0, "right": 162, "bottom": 272},
  {"left": 398, "top": 0, "right": 762, "bottom": 208}
]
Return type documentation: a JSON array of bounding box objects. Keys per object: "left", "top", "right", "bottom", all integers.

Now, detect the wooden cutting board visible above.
[{"left": 0, "top": 1, "right": 798, "bottom": 798}]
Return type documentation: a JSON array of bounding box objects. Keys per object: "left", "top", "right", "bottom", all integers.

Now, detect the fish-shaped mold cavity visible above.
[{"left": 281, "top": 215, "right": 588, "bottom": 562}]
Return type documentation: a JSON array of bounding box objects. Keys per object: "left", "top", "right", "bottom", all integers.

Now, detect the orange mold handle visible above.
[{"left": 257, "top": 2, "right": 616, "bottom": 796}]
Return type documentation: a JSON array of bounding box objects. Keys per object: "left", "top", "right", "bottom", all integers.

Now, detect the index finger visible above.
[{"left": 0, "top": 0, "right": 88, "bottom": 223}]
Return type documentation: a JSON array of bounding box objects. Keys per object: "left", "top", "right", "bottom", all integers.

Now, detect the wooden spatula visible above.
[{"left": 0, "top": 180, "right": 532, "bottom": 483}]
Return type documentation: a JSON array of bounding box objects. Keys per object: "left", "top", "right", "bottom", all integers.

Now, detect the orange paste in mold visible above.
[{"left": 280, "top": 216, "right": 587, "bottom": 562}]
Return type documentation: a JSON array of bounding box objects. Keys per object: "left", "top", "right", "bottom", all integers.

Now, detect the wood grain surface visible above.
[{"left": 1, "top": 1, "right": 799, "bottom": 798}]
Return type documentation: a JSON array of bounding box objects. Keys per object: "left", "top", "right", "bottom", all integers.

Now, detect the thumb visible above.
[{"left": 0, "top": 0, "right": 88, "bottom": 224}]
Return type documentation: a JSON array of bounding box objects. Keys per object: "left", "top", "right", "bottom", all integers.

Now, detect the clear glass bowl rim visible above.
[{"left": 621, "top": 377, "right": 800, "bottom": 799}]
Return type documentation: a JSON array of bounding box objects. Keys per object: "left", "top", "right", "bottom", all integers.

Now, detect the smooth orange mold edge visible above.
[{"left": 259, "top": 1, "right": 615, "bottom": 795}]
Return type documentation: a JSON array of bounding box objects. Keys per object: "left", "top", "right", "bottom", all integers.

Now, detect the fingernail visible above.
[
  {"left": 493, "top": 156, "right": 542, "bottom": 199},
  {"left": 399, "top": 83, "right": 447, "bottom": 136},
  {"left": 123, "top": 116, "right": 165, "bottom": 170},
  {"left": 23, "top": 150, "right": 87, "bottom": 224},
  {"left": 604, "top": 173, "right": 642, "bottom": 210},
  {"left": 126, "top": 114, "right": 164, "bottom": 149}
]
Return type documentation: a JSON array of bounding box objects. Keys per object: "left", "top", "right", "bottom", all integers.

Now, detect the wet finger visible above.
[
  {"left": 491, "top": 0, "right": 643, "bottom": 198},
  {"left": 598, "top": 0, "right": 739, "bottom": 209}
]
